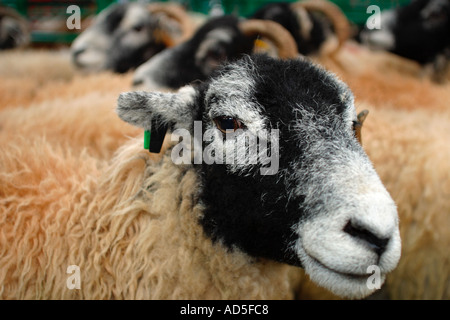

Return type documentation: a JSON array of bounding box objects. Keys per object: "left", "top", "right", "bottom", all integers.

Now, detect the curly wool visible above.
[{"left": 0, "top": 136, "right": 299, "bottom": 299}]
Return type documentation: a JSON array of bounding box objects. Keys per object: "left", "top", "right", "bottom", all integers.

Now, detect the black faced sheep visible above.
[
  {"left": 250, "top": 0, "right": 351, "bottom": 56},
  {"left": 359, "top": 0, "right": 450, "bottom": 82},
  {"left": 0, "top": 54, "right": 401, "bottom": 299},
  {"left": 0, "top": 5, "right": 29, "bottom": 50},
  {"left": 131, "top": 15, "right": 299, "bottom": 90},
  {"left": 70, "top": 2, "right": 194, "bottom": 73}
]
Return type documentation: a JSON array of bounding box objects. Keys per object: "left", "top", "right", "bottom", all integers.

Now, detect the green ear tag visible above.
[
  {"left": 144, "top": 130, "right": 151, "bottom": 150},
  {"left": 144, "top": 120, "right": 168, "bottom": 153}
]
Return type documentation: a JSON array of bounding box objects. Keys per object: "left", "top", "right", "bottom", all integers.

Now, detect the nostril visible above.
[
  {"left": 344, "top": 220, "right": 389, "bottom": 256},
  {"left": 72, "top": 48, "right": 85, "bottom": 58},
  {"left": 133, "top": 78, "right": 144, "bottom": 87}
]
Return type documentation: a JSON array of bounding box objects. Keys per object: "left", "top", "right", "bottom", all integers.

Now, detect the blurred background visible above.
[{"left": 1, "top": 0, "right": 411, "bottom": 46}]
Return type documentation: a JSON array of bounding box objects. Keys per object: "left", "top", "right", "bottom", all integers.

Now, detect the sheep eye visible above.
[
  {"left": 207, "top": 47, "right": 226, "bottom": 61},
  {"left": 133, "top": 23, "right": 144, "bottom": 32},
  {"left": 213, "top": 116, "right": 243, "bottom": 134}
]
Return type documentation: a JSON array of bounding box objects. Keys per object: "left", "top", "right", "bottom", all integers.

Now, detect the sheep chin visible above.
[
  {"left": 73, "top": 50, "right": 107, "bottom": 72},
  {"left": 293, "top": 221, "right": 401, "bottom": 299},
  {"left": 298, "top": 246, "right": 387, "bottom": 299},
  {"left": 293, "top": 204, "right": 401, "bottom": 299}
]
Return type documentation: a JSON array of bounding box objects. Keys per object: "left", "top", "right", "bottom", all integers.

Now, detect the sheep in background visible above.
[
  {"left": 131, "top": 0, "right": 352, "bottom": 91},
  {"left": 132, "top": 15, "right": 299, "bottom": 90},
  {"left": 71, "top": 2, "right": 195, "bottom": 73},
  {"left": 250, "top": 0, "right": 351, "bottom": 56},
  {"left": 0, "top": 6, "right": 29, "bottom": 50},
  {"left": 359, "top": 0, "right": 450, "bottom": 82},
  {"left": 0, "top": 54, "right": 401, "bottom": 299}
]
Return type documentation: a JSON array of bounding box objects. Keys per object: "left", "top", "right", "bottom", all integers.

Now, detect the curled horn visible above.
[
  {"left": 0, "top": 6, "right": 30, "bottom": 48},
  {"left": 239, "top": 19, "right": 299, "bottom": 59},
  {"left": 147, "top": 2, "right": 194, "bottom": 47},
  {"left": 291, "top": 0, "right": 351, "bottom": 54}
]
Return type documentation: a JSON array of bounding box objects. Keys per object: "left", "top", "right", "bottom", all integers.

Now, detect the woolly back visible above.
[{"left": 0, "top": 136, "right": 296, "bottom": 299}]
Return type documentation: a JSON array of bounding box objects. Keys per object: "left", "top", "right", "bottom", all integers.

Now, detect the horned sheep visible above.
[
  {"left": 0, "top": 54, "right": 402, "bottom": 300},
  {"left": 132, "top": 15, "right": 299, "bottom": 90},
  {"left": 131, "top": 0, "right": 351, "bottom": 91},
  {"left": 70, "top": 2, "right": 196, "bottom": 73}
]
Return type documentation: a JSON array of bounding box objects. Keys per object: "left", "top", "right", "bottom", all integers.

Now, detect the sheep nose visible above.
[
  {"left": 72, "top": 48, "right": 86, "bottom": 67},
  {"left": 132, "top": 78, "right": 144, "bottom": 87},
  {"left": 72, "top": 47, "right": 85, "bottom": 59},
  {"left": 343, "top": 220, "right": 390, "bottom": 256}
]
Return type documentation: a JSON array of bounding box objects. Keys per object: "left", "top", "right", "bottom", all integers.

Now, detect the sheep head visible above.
[
  {"left": 117, "top": 54, "right": 401, "bottom": 299},
  {"left": 132, "top": 15, "right": 299, "bottom": 90},
  {"left": 70, "top": 2, "right": 193, "bottom": 73}
]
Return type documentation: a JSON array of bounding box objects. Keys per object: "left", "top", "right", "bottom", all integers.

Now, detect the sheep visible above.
[
  {"left": 0, "top": 54, "right": 401, "bottom": 300},
  {"left": 131, "top": 15, "right": 299, "bottom": 90},
  {"left": 2, "top": 45, "right": 449, "bottom": 299},
  {"left": 250, "top": 0, "right": 351, "bottom": 56},
  {"left": 359, "top": 0, "right": 450, "bottom": 82},
  {"left": 0, "top": 5, "right": 29, "bottom": 50},
  {"left": 70, "top": 2, "right": 195, "bottom": 73}
]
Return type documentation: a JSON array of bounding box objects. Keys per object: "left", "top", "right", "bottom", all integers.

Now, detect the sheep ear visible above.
[
  {"left": 116, "top": 85, "right": 198, "bottom": 131},
  {"left": 117, "top": 85, "right": 199, "bottom": 153},
  {"left": 353, "top": 109, "right": 369, "bottom": 145}
]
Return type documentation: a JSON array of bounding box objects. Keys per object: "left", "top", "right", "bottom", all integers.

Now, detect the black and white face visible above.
[
  {"left": 71, "top": 3, "right": 164, "bottom": 73},
  {"left": 132, "top": 16, "right": 254, "bottom": 90},
  {"left": 117, "top": 54, "right": 401, "bottom": 299}
]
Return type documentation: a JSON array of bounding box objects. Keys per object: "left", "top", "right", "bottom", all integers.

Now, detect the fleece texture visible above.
[{"left": 0, "top": 136, "right": 299, "bottom": 299}]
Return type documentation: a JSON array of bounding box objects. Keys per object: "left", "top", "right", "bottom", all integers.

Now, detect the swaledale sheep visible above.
[
  {"left": 71, "top": 2, "right": 195, "bottom": 73},
  {"left": 250, "top": 0, "right": 351, "bottom": 56},
  {"left": 132, "top": 15, "right": 298, "bottom": 90},
  {"left": 1, "top": 44, "right": 448, "bottom": 300},
  {"left": 0, "top": 54, "right": 401, "bottom": 299},
  {"left": 359, "top": 0, "right": 450, "bottom": 82},
  {"left": 1, "top": 47, "right": 448, "bottom": 299}
]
